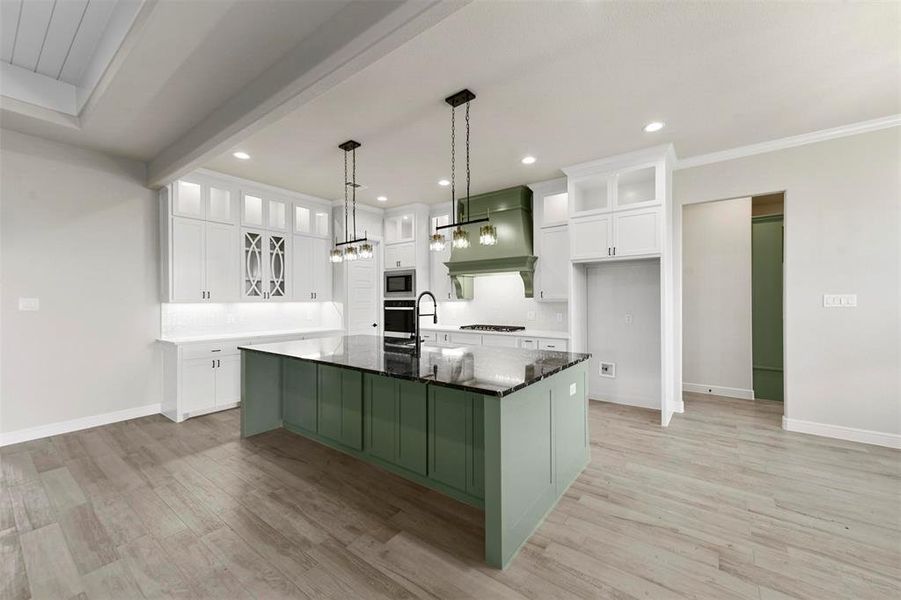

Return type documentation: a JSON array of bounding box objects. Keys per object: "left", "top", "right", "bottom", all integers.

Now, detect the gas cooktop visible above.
[{"left": 459, "top": 324, "right": 526, "bottom": 333}]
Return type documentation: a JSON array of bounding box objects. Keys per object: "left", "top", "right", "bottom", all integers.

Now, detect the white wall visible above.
[
  {"left": 674, "top": 127, "right": 901, "bottom": 443},
  {"left": 437, "top": 273, "right": 568, "bottom": 331},
  {"left": 1, "top": 129, "right": 161, "bottom": 437},
  {"left": 682, "top": 197, "right": 754, "bottom": 398},
  {"left": 586, "top": 260, "right": 661, "bottom": 409}
]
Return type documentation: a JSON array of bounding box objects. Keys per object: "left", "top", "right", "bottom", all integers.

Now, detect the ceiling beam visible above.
[{"left": 146, "top": 0, "right": 470, "bottom": 189}]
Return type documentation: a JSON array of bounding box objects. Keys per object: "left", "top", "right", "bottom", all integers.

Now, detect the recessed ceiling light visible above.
[
  {"left": 521, "top": 155, "right": 536, "bottom": 165},
  {"left": 438, "top": 179, "right": 450, "bottom": 187},
  {"left": 643, "top": 121, "right": 665, "bottom": 133},
  {"left": 376, "top": 196, "right": 387, "bottom": 202},
  {"left": 232, "top": 151, "right": 251, "bottom": 160}
]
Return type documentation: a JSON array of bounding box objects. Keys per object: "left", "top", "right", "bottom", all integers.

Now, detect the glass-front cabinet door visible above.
[
  {"left": 243, "top": 230, "right": 264, "bottom": 299},
  {"left": 173, "top": 178, "right": 204, "bottom": 219},
  {"left": 294, "top": 202, "right": 330, "bottom": 237},
  {"left": 242, "top": 193, "right": 265, "bottom": 228},
  {"left": 207, "top": 184, "right": 237, "bottom": 224},
  {"left": 268, "top": 199, "right": 287, "bottom": 231},
  {"left": 268, "top": 234, "right": 287, "bottom": 299}
]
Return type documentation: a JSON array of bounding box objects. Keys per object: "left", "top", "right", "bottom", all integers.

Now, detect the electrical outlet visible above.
[
  {"left": 556, "top": 312, "right": 563, "bottom": 322},
  {"left": 226, "top": 314, "right": 236, "bottom": 324},
  {"left": 18, "top": 297, "right": 39, "bottom": 311},
  {"left": 625, "top": 313, "right": 633, "bottom": 324},
  {"left": 599, "top": 361, "right": 615, "bottom": 378},
  {"left": 823, "top": 294, "right": 857, "bottom": 307}
]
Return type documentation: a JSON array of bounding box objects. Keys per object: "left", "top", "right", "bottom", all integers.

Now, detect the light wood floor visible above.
[{"left": 2, "top": 393, "right": 899, "bottom": 599}]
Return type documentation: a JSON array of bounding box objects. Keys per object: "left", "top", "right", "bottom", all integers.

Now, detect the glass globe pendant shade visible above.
[
  {"left": 344, "top": 245, "right": 359, "bottom": 261},
  {"left": 479, "top": 223, "right": 498, "bottom": 246},
  {"left": 329, "top": 248, "right": 344, "bottom": 263},
  {"left": 358, "top": 242, "right": 374, "bottom": 259},
  {"left": 452, "top": 227, "right": 470, "bottom": 249},
  {"left": 429, "top": 233, "right": 447, "bottom": 252}
]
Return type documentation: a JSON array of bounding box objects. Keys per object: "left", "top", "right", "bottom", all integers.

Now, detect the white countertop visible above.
[
  {"left": 157, "top": 327, "right": 344, "bottom": 345},
  {"left": 421, "top": 324, "right": 569, "bottom": 338}
]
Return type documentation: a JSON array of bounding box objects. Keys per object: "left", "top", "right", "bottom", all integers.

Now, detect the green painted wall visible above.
[{"left": 752, "top": 215, "right": 784, "bottom": 401}]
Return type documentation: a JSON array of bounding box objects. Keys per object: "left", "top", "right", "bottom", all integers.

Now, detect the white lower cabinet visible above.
[
  {"left": 481, "top": 334, "right": 519, "bottom": 348},
  {"left": 178, "top": 355, "right": 238, "bottom": 420}
]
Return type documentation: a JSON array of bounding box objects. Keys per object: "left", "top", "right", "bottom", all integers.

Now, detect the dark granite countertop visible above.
[{"left": 239, "top": 334, "right": 591, "bottom": 397}]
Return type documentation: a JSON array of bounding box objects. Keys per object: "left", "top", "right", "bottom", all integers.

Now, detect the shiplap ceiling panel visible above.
[
  {"left": 58, "top": 0, "right": 116, "bottom": 85},
  {"left": 9, "top": 0, "right": 54, "bottom": 71},
  {"left": 0, "top": 1, "right": 22, "bottom": 63},
  {"left": 1, "top": 0, "right": 120, "bottom": 85},
  {"left": 35, "top": 0, "right": 89, "bottom": 80}
]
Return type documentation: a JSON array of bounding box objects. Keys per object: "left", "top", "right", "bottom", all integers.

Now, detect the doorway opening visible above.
[
  {"left": 681, "top": 192, "right": 785, "bottom": 414},
  {"left": 751, "top": 194, "right": 784, "bottom": 401}
]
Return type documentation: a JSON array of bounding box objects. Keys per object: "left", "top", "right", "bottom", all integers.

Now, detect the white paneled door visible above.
[
  {"left": 346, "top": 250, "right": 379, "bottom": 335},
  {"left": 204, "top": 221, "right": 238, "bottom": 302},
  {"left": 171, "top": 217, "right": 205, "bottom": 302}
]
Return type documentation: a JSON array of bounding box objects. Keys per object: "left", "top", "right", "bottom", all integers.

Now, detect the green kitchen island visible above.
[{"left": 239, "top": 334, "right": 591, "bottom": 569}]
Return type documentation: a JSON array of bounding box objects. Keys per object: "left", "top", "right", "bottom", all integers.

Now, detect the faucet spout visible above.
[{"left": 414, "top": 291, "right": 438, "bottom": 356}]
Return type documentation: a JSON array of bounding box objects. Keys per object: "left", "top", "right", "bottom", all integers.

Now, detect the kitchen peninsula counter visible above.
[{"left": 240, "top": 334, "right": 591, "bottom": 569}]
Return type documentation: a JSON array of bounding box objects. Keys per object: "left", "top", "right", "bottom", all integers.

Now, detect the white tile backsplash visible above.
[
  {"left": 436, "top": 273, "right": 567, "bottom": 331},
  {"left": 161, "top": 302, "right": 343, "bottom": 339}
]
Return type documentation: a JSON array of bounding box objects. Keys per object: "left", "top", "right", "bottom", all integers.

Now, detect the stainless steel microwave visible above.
[{"left": 384, "top": 269, "right": 415, "bottom": 298}]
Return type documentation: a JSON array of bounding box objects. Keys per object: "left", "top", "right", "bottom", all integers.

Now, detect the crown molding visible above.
[{"left": 676, "top": 114, "right": 901, "bottom": 170}]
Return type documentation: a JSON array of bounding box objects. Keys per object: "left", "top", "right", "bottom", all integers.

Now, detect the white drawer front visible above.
[
  {"left": 481, "top": 334, "right": 519, "bottom": 348},
  {"left": 538, "top": 338, "right": 568, "bottom": 351},
  {"left": 519, "top": 338, "right": 538, "bottom": 350},
  {"left": 449, "top": 332, "right": 482, "bottom": 346},
  {"left": 181, "top": 340, "right": 247, "bottom": 359}
]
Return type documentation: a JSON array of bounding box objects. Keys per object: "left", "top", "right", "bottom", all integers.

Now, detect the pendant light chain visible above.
[
  {"left": 343, "top": 149, "right": 348, "bottom": 244},
  {"left": 352, "top": 146, "right": 357, "bottom": 239},
  {"left": 465, "top": 100, "right": 471, "bottom": 222},
  {"left": 450, "top": 105, "right": 456, "bottom": 219}
]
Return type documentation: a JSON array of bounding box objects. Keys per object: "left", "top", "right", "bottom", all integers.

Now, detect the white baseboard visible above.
[
  {"left": 0, "top": 403, "right": 161, "bottom": 447},
  {"left": 782, "top": 416, "right": 901, "bottom": 449},
  {"left": 683, "top": 382, "right": 755, "bottom": 400},
  {"left": 589, "top": 394, "right": 659, "bottom": 411}
]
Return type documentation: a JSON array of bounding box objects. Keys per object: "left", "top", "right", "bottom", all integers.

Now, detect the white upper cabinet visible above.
[
  {"left": 242, "top": 190, "right": 288, "bottom": 231},
  {"left": 172, "top": 176, "right": 237, "bottom": 224},
  {"left": 242, "top": 229, "right": 289, "bottom": 301},
  {"left": 384, "top": 241, "right": 415, "bottom": 270},
  {"left": 615, "top": 166, "right": 658, "bottom": 210},
  {"left": 384, "top": 212, "right": 415, "bottom": 244},
  {"left": 207, "top": 184, "right": 237, "bottom": 224},
  {"left": 173, "top": 178, "right": 204, "bottom": 219},
  {"left": 170, "top": 217, "right": 238, "bottom": 302},
  {"left": 537, "top": 225, "right": 569, "bottom": 301},
  {"left": 293, "top": 235, "right": 332, "bottom": 301},
  {"left": 564, "top": 148, "right": 671, "bottom": 262},
  {"left": 293, "top": 202, "right": 330, "bottom": 237}
]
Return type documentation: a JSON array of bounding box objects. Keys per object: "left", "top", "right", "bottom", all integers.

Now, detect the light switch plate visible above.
[
  {"left": 824, "top": 294, "right": 857, "bottom": 307},
  {"left": 18, "top": 297, "right": 39, "bottom": 311},
  {"left": 569, "top": 383, "right": 577, "bottom": 396},
  {"left": 625, "top": 313, "right": 633, "bottom": 324},
  {"left": 556, "top": 312, "right": 563, "bottom": 322}
]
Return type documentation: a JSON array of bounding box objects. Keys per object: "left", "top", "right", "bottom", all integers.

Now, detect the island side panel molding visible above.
[
  {"left": 483, "top": 362, "right": 590, "bottom": 569},
  {"left": 318, "top": 365, "right": 363, "bottom": 450},
  {"left": 240, "top": 351, "right": 283, "bottom": 437}
]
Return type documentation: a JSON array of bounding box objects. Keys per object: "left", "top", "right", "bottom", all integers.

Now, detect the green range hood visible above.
[{"left": 445, "top": 185, "right": 537, "bottom": 298}]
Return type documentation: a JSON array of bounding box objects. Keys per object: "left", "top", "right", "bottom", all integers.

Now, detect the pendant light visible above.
[
  {"left": 432, "top": 89, "right": 492, "bottom": 251},
  {"left": 331, "top": 140, "right": 372, "bottom": 263}
]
